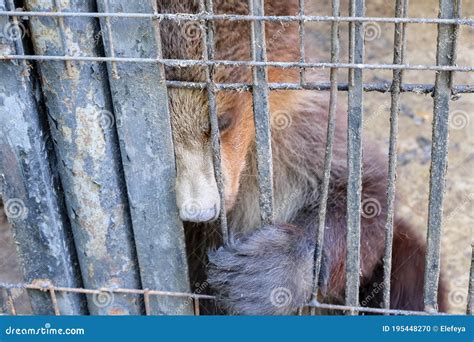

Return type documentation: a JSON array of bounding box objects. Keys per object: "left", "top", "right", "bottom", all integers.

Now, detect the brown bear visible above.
[{"left": 158, "top": 0, "right": 447, "bottom": 314}]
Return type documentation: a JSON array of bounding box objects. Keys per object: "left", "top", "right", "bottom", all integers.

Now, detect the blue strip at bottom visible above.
[{"left": 0, "top": 315, "right": 472, "bottom": 342}]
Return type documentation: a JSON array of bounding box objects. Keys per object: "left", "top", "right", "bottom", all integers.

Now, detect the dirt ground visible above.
[{"left": 0, "top": 0, "right": 472, "bottom": 314}]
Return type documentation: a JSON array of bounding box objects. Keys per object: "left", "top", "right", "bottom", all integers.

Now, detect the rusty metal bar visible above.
[
  {"left": 0, "top": 290, "right": 6, "bottom": 314},
  {"left": 382, "top": 0, "right": 409, "bottom": 311},
  {"left": 249, "top": 0, "right": 274, "bottom": 225},
  {"left": 200, "top": 0, "right": 229, "bottom": 242},
  {"left": 298, "top": 0, "right": 306, "bottom": 85},
  {"left": 164, "top": 81, "right": 474, "bottom": 94},
  {"left": 307, "top": 301, "right": 450, "bottom": 316},
  {"left": 345, "top": 0, "right": 365, "bottom": 313},
  {"left": 5, "top": 289, "right": 16, "bottom": 315},
  {"left": 96, "top": 0, "right": 193, "bottom": 315},
  {"left": 24, "top": 0, "right": 142, "bottom": 315},
  {"left": 0, "top": 10, "right": 472, "bottom": 25},
  {"left": 143, "top": 290, "right": 151, "bottom": 316},
  {"left": 311, "top": 0, "right": 340, "bottom": 306},
  {"left": 0, "top": 280, "right": 458, "bottom": 315},
  {"left": 0, "top": 282, "right": 215, "bottom": 300},
  {"left": 48, "top": 286, "right": 61, "bottom": 316},
  {"left": 0, "top": 0, "right": 86, "bottom": 315},
  {"left": 424, "top": 0, "right": 460, "bottom": 313},
  {"left": 102, "top": 2, "right": 118, "bottom": 79},
  {"left": 193, "top": 298, "right": 200, "bottom": 316},
  {"left": 1, "top": 54, "right": 472, "bottom": 72},
  {"left": 51, "top": 0, "right": 73, "bottom": 77}
]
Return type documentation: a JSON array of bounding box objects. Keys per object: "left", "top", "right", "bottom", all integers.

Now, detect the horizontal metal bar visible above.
[
  {"left": 0, "top": 10, "right": 472, "bottom": 25},
  {"left": 0, "top": 282, "right": 454, "bottom": 315},
  {"left": 307, "top": 300, "right": 451, "bottom": 316},
  {"left": 0, "top": 283, "right": 215, "bottom": 300},
  {"left": 165, "top": 80, "right": 474, "bottom": 93},
  {"left": 1, "top": 55, "right": 472, "bottom": 72},
  {"left": 2, "top": 54, "right": 472, "bottom": 72}
]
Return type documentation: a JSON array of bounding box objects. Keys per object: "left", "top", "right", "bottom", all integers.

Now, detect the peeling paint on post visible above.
[
  {"left": 0, "top": 0, "right": 86, "bottom": 315},
  {"left": 24, "top": 0, "right": 142, "bottom": 315},
  {"left": 96, "top": 0, "right": 193, "bottom": 315}
]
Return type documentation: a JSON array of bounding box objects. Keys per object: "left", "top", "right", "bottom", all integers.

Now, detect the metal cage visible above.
[{"left": 0, "top": 0, "right": 472, "bottom": 316}]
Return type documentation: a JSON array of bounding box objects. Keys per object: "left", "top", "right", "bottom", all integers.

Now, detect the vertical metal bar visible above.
[
  {"left": 382, "top": 0, "right": 409, "bottom": 311},
  {"left": 468, "top": 245, "right": 473, "bottom": 315},
  {"left": 424, "top": 0, "right": 459, "bottom": 313},
  {"left": 48, "top": 286, "right": 61, "bottom": 316},
  {"left": 345, "top": 0, "right": 365, "bottom": 313},
  {"left": 298, "top": 0, "right": 306, "bottom": 86},
  {"left": 96, "top": 0, "right": 193, "bottom": 315},
  {"left": 0, "top": 0, "right": 86, "bottom": 315},
  {"left": 249, "top": 0, "right": 274, "bottom": 226},
  {"left": 5, "top": 0, "right": 28, "bottom": 74},
  {"left": 51, "top": 0, "right": 73, "bottom": 78},
  {"left": 144, "top": 290, "right": 151, "bottom": 316},
  {"left": 5, "top": 289, "right": 16, "bottom": 315},
  {"left": 0, "top": 289, "right": 6, "bottom": 314},
  {"left": 102, "top": 4, "right": 118, "bottom": 80},
  {"left": 311, "top": 0, "right": 340, "bottom": 305},
  {"left": 25, "top": 0, "right": 142, "bottom": 315},
  {"left": 193, "top": 298, "right": 200, "bottom": 315},
  {"left": 201, "top": 0, "right": 229, "bottom": 242}
]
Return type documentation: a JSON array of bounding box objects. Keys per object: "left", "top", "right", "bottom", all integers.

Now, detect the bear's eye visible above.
[{"left": 217, "top": 113, "right": 234, "bottom": 133}]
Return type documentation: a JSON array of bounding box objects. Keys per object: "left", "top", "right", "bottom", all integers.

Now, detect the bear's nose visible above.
[{"left": 179, "top": 203, "right": 219, "bottom": 223}]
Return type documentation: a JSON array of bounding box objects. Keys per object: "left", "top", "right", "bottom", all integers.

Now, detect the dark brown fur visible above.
[{"left": 159, "top": 0, "right": 447, "bottom": 315}]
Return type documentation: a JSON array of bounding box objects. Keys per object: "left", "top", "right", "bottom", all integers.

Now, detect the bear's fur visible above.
[{"left": 158, "top": 0, "right": 447, "bottom": 314}]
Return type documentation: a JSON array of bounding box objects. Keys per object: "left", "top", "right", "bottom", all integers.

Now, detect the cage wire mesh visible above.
[{"left": 0, "top": 0, "right": 472, "bottom": 316}]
